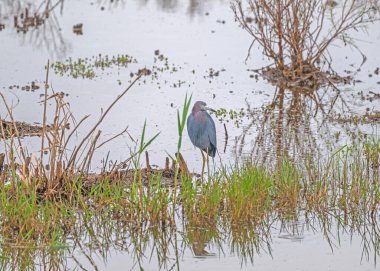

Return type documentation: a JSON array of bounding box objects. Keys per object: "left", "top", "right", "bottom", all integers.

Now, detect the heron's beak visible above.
[{"left": 204, "top": 106, "right": 216, "bottom": 113}]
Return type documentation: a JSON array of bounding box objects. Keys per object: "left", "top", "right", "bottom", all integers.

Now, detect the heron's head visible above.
[{"left": 192, "top": 101, "right": 216, "bottom": 114}]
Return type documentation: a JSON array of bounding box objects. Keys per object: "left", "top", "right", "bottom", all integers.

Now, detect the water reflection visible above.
[
  {"left": 0, "top": 0, "right": 223, "bottom": 58},
  {"left": 184, "top": 223, "right": 219, "bottom": 257},
  {"left": 136, "top": 0, "right": 222, "bottom": 16},
  {"left": 1, "top": 208, "right": 378, "bottom": 270},
  {"left": 0, "top": 0, "right": 379, "bottom": 270},
  {"left": 0, "top": 0, "right": 68, "bottom": 57},
  {"left": 97, "top": 0, "right": 127, "bottom": 10},
  {"left": 235, "top": 84, "right": 371, "bottom": 166}
]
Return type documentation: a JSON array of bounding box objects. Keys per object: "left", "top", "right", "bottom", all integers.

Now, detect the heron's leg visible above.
[
  {"left": 206, "top": 149, "right": 210, "bottom": 180},
  {"left": 201, "top": 150, "right": 205, "bottom": 181}
]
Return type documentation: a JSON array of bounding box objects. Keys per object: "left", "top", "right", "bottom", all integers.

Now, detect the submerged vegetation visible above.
[{"left": 51, "top": 54, "right": 137, "bottom": 79}]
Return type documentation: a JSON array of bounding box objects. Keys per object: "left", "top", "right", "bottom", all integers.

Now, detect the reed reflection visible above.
[
  {"left": 235, "top": 84, "right": 363, "bottom": 166},
  {"left": 0, "top": 0, "right": 68, "bottom": 57},
  {"left": 136, "top": 0, "right": 220, "bottom": 16},
  {"left": 0, "top": 207, "right": 378, "bottom": 270}
]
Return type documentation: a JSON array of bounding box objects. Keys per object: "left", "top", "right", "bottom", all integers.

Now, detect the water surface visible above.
[{"left": 0, "top": 0, "right": 379, "bottom": 270}]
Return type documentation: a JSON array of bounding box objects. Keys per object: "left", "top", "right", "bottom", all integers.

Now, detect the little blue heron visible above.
[{"left": 187, "top": 101, "right": 217, "bottom": 178}]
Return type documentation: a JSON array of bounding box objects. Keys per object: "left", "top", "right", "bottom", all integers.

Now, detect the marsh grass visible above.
[
  {"left": 0, "top": 62, "right": 152, "bottom": 196},
  {"left": 0, "top": 138, "right": 379, "bottom": 269},
  {"left": 0, "top": 75, "right": 379, "bottom": 269}
]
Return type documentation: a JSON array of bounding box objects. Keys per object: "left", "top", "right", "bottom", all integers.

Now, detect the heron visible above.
[{"left": 187, "top": 101, "right": 217, "bottom": 178}]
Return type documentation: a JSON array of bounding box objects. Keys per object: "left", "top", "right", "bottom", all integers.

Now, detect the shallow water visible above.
[
  {"left": 24, "top": 211, "right": 379, "bottom": 271},
  {"left": 1, "top": 0, "right": 378, "bottom": 171},
  {"left": 0, "top": 0, "right": 379, "bottom": 270}
]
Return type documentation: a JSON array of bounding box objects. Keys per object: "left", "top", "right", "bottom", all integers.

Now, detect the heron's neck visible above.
[{"left": 192, "top": 108, "right": 200, "bottom": 115}]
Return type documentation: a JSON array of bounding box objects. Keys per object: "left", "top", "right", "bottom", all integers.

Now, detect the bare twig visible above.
[
  {"left": 95, "top": 126, "right": 129, "bottom": 150},
  {"left": 67, "top": 72, "right": 144, "bottom": 170}
]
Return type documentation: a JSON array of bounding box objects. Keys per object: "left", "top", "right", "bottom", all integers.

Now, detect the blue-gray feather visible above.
[{"left": 187, "top": 102, "right": 217, "bottom": 158}]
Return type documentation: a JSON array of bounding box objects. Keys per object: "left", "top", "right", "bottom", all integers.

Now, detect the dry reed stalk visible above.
[
  {"left": 0, "top": 63, "right": 148, "bottom": 191},
  {"left": 81, "top": 130, "right": 101, "bottom": 173},
  {"left": 40, "top": 60, "right": 49, "bottom": 182},
  {"left": 165, "top": 157, "right": 169, "bottom": 172},
  {"left": 176, "top": 152, "right": 190, "bottom": 178},
  {"left": 0, "top": 93, "right": 27, "bottom": 162},
  {"left": 66, "top": 71, "right": 145, "bottom": 171},
  {"left": 96, "top": 126, "right": 129, "bottom": 150}
]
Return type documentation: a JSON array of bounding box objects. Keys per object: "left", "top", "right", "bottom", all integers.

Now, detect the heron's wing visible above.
[
  {"left": 188, "top": 112, "right": 217, "bottom": 157},
  {"left": 205, "top": 113, "right": 217, "bottom": 150}
]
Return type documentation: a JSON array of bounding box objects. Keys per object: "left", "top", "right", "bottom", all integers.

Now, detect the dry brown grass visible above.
[{"left": 0, "top": 62, "right": 149, "bottom": 197}]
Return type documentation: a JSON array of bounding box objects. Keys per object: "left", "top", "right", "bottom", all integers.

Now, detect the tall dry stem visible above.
[{"left": 0, "top": 64, "right": 148, "bottom": 192}]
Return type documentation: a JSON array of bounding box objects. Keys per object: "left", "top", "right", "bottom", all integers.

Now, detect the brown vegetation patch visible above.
[
  {"left": 14, "top": 8, "right": 45, "bottom": 33},
  {"left": 0, "top": 119, "right": 49, "bottom": 138},
  {"left": 258, "top": 65, "right": 352, "bottom": 88},
  {"left": 85, "top": 152, "right": 191, "bottom": 188},
  {"left": 329, "top": 111, "right": 380, "bottom": 124}
]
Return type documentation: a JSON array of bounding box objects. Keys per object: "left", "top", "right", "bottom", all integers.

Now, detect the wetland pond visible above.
[{"left": 0, "top": 0, "right": 379, "bottom": 270}]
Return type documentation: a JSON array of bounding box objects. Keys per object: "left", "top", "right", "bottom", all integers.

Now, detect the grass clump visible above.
[
  {"left": 0, "top": 66, "right": 379, "bottom": 269},
  {"left": 226, "top": 165, "right": 273, "bottom": 221},
  {"left": 0, "top": 138, "right": 379, "bottom": 269}
]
